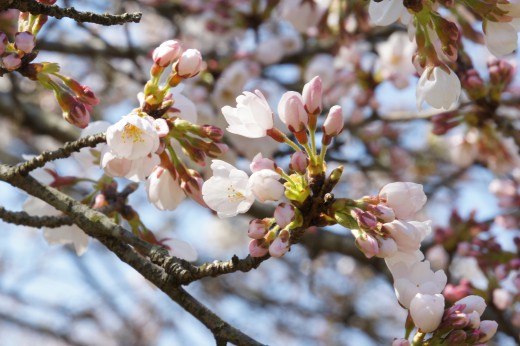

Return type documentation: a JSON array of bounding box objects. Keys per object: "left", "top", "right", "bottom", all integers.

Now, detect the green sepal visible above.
[{"left": 334, "top": 211, "right": 358, "bottom": 230}]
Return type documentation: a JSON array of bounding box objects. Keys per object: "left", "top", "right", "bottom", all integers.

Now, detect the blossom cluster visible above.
[
  {"left": 335, "top": 182, "right": 498, "bottom": 342},
  {"left": 368, "top": 0, "right": 520, "bottom": 111},
  {"left": 102, "top": 40, "right": 213, "bottom": 211},
  {"left": 0, "top": 2, "right": 99, "bottom": 128},
  {"left": 203, "top": 75, "right": 344, "bottom": 257}
]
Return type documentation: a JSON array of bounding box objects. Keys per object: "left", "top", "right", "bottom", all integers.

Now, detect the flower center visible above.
[
  {"left": 227, "top": 185, "right": 245, "bottom": 203},
  {"left": 122, "top": 123, "right": 144, "bottom": 143}
]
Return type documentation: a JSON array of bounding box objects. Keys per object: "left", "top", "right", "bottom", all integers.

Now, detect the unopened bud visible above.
[
  {"left": 248, "top": 219, "right": 269, "bottom": 239},
  {"left": 153, "top": 40, "right": 182, "bottom": 67},
  {"left": 322, "top": 105, "right": 344, "bottom": 145},
  {"left": 278, "top": 91, "right": 308, "bottom": 133},
  {"left": 14, "top": 31, "right": 35, "bottom": 53},
  {"left": 392, "top": 339, "right": 410, "bottom": 346},
  {"left": 274, "top": 203, "right": 295, "bottom": 229},
  {"left": 445, "top": 330, "right": 467, "bottom": 345},
  {"left": 289, "top": 151, "right": 308, "bottom": 174},
  {"left": 302, "top": 76, "right": 322, "bottom": 115},
  {"left": 269, "top": 229, "right": 290, "bottom": 257},
  {"left": 2, "top": 53, "right": 22, "bottom": 71},
  {"left": 478, "top": 320, "right": 498, "bottom": 342},
  {"left": 200, "top": 125, "right": 224, "bottom": 140},
  {"left": 352, "top": 229, "right": 379, "bottom": 258},
  {"left": 249, "top": 238, "right": 269, "bottom": 257},
  {"left": 250, "top": 153, "right": 276, "bottom": 172},
  {"left": 176, "top": 49, "right": 203, "bottom": 78}
]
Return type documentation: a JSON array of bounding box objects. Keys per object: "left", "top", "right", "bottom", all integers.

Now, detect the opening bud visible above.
[
  {"left": 176, "top": 49, "right": 203, "bottom": 78},
  {"left": 152, "top": 40, "right": 182, "bottom": 67}
]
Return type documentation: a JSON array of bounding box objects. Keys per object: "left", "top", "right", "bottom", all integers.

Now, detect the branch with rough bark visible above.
[{"left": 0, "top": 0, "right": 142, "bottom": 25}]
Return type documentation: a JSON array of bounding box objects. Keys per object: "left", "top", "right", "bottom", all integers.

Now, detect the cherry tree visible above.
[{"left": 0, "top": 0, "right": 518, "bottom": 345}]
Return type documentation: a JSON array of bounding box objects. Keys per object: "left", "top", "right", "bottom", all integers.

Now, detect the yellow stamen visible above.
[
  {"left": 227, "top": 185, "right": 245, "bottom": 202},
  {"left": 122, "top": 123, "right": 144, "bottom": 143}
]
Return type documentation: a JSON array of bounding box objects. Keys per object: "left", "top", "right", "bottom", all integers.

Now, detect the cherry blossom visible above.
[
  {"left": 379, "top": 182, "right": 427, "bottom": 220},
  {"left": 106, "top": 113, "right": 160, "bottom": 160},
  {"left": 221, "top": 90, "right": 274, "bottom": 138},
  {"left": 409, "top": 293, "right": 445, "bottom": 332},
  {"left": 416, "top": 66, "right": 461, "bottom": 110},
  {"left": 202, "top": 160, "right": 255, "bottom": 218},
  {"left": 146, "top": 166, "right": 186, "bottom": 211},
  {"left": 248, "top": 170, "right": 285, "bottom": 203},
  {"left": 392, "top": 260, "right": 447, "bottom": 308}
]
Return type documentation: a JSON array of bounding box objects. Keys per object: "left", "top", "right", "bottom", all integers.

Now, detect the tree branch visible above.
[
  {"left": 0, "top": 166, "right": 266, "bottom": 345},
  {"left": 0, "top": 206, "right": 73, "bottom": 227},
  {"left": 1, "top": 0, "right": 142, "bottom": 26},
  {"left": 14, "top": 133, "right": 106, "bottom": 176}
]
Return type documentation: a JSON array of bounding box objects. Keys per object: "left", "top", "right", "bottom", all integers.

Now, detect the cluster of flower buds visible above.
[
  {"left": 101, "top": 40, "right": 217, "bottom": 211},
  {"left": 247, "top": 202, "right": 302, "bottom": 258},
  {"left": 201, "top": 76, "right": 345, "bottom": 257},
  {"left": 0, "top": 5, "right": 47, "bottom": 72},
  {"left": 0, "top": 2, "right": 99, "bottom": 128},
  {"left": 332, "top": 181, "right": 500, "bottom": 341}
]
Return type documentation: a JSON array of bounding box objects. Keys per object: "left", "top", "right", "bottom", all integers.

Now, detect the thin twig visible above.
[{"left": 14, "top": 133, "right": 106, "bottom": 176}]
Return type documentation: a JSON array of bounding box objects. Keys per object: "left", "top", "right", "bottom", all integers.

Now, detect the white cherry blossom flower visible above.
[
  {"left": 248, "top": 169, "right": 284, "bottom": 203},
  {"left": 379, "top": 182, "right": 427, "bottom": 220},
  {"left": 410, "top": 293, "right": 445, "bottom": 332},
  {"left": 126, "top": 154, "right": 160, "bottom": 182},
  {"left": 106, "top": 113, "right": 160, "bottom": 160},
  {"left": 393, "top": 260, "right": 447, "bottom": 308},
  {"left": 146, "top": 166, "right": 186, "bottom": 211},
  {"left": 484, "top": 20, "right": 519, "bottom": 57},
  {"left": 368, "top": 0, "right": 406, "bottom": 26},
  {"left": 384, "top": 220, "right": 431, "bottom": 253},
  {"left": 202, "top": 160, "right": 255, "bottom": 218},
  {"left": 416, "top": 66, "right": 461, "bottom": 110},
  {"left": 222, "top": 90, "right": 274, "bottom": 138}
]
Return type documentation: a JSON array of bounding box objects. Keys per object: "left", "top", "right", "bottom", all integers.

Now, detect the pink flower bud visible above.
[
  {"left": 478, "top": 320, "right": 498, "bottom": 342},
  {"left": 0, "top": 32, "right": 7, "bottom": 55},
  {"left": 289, "top": 151, "right": 308, "bottom": 174},
  {"left": 249, "top": 238, "right": 269, "bottom": 257},
  {"left": 65, "top": 102, "right": 90, "bottom": 129},
  {"left": 302, "top": 76, "right": 322, "bottom": 114},
  {"left": 392, "top": 339, "right": 410, "bottom": 346},
  {"left": 78, "top": 85, "right": 99, "bottom": 106},
  {"left": 353, "top": 230, "right": 379, "bottom": 258},
  {"left": 352, "top": 208, "right": 378, "bottom": 230},
  {"left": 152, "top": 40, "right": 182, "bottom": 67},
  {"left": 250, "top": 153, "right": 276, "bottom": 172},
  {"left": 277, "top": 91, "right": 308, "bottom": 133},
  {"left": 274, "top": 203, "right": 295, "bottom": 229},
  {"left": 176, "top": 48, "right": 203, "bottom": 78},
  {"left": 201, "top": 125, "right": 224, "bottom": 140},
  {"left": 180, "top": 173, "right": 206, "bottom": 207},
  {"left": 323, "top": 105, "right": 344, "bottom": 137},
  {"left": 269, "top": 229, "right": 290, "bottom": 257},
  {"left": 14, "top": 31, "right": 35, "bottom": 53},
  {"left": 2, "top": 53, "right": 22, "bottom": 71},
  {"left": 248, "top": 219, "right": 269, "bottom": 239},
  {"left": 445, "top": 330, "right": 467, "bottom": 345},
  {"left": 374, "top": 204, "right": 395, "bottom": 222}
]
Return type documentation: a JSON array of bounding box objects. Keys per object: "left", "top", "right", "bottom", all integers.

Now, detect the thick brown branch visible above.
[
  {"left": 14, "top": 133, "right": 106, "bottom": 176},
  {"left": 1, "top": 0, "right": 142, "bottom": 25},
  {"left": 149, "top": 252, "right": 268, "bottom": 285},
  {"left": 0, "top": 165, "right": 266, "bottom": 345}
]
